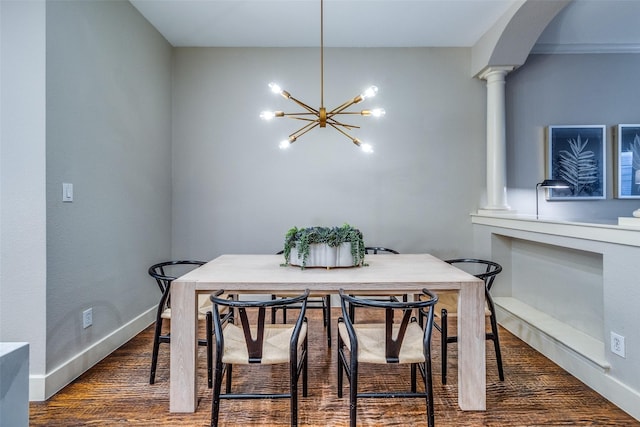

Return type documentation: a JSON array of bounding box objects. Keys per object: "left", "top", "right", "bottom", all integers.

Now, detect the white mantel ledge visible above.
[{"left": 471, "top": 213, "right": 640, "bottom": 247}]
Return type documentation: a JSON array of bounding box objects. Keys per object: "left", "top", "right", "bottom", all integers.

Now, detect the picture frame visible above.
[
  {"left": 614, "top": 124, "right": 640, "bottom": 199},
  {"left": 545, "top": 125, "right": 606, "bottom": 200}
]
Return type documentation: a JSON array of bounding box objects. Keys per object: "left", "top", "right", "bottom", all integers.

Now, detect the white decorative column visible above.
[{"left": 478, "top": 66, "right": 514, "bottom": 213}]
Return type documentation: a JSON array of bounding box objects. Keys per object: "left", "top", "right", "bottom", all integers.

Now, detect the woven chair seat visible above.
[
  {"left": 221, "top": 322, "right": 308, "bottom": 365},
  {"left": 435, "top": 290, "right": 492, "bottom": 317},
  {"left": 337, "top": 321, "right": 425, "bottom": 364},
  {"left": 161, "top": 294, "right": 216, "bottom": 320}
]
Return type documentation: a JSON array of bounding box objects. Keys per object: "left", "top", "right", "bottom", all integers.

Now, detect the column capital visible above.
[{"left": 477, "top": 65, "right": 515, "bottom": 81}]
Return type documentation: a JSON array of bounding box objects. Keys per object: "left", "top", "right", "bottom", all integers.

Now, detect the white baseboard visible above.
[
  {"left": 496, "top": 302, "right": 640, "bottom": 421},
  {"left": 29, "top": 307, "right": 156, "bottom": 401}
]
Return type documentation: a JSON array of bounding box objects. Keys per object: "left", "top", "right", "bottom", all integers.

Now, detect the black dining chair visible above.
[
  {"left": 365, "top": 247, "right": 400, "bottom": 302},
  {"left": 148, "top": 260, "right": 211, "bottom": 386},
  {"left": 272, "top": 250, "right": 332, "bottom": 347},
  {"left": 337, "top": 288, "right": 439, "bottom": 427},
  {"left": 347, "top": 247, "right": 401, "bottom": 320},
  {"left": 365, "top": 246, "right": 399, "bottom": 255},
  {"left": 209, "top": 289, "right": 310, "bottom": 427},
  {"left": 434, "top": 258, "right": 504, "bottom": 384}
]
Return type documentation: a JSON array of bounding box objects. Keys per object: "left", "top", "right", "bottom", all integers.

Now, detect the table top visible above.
[{"left": 175, "top": 253, "right": 482, "bottom": 294}]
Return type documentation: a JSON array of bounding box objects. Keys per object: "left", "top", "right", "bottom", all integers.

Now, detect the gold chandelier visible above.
[{"left": 260, "top": 0, "right": 385, "bottom": 153}]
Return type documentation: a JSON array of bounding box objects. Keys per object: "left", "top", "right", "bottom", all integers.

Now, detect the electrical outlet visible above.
[
  {"left": 83, "top": 308, "right": 93, "bottom": 329},
  {"left": 611, "top": 332, "right": 625, "bottom": 358}
]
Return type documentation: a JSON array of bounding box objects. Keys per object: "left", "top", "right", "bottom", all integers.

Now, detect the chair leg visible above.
[
  {"left": 489, "top": 313, "right": 505, "bottom": 381},
  {"left": 322, "top": 295, "right": 328, "bottom": 326},
  {"left": 425, "top": 357, "right": 435, "bottom": 427},
  {"left": 441, "top": 309, "right": 448, "bottom": 385},
  {"left": 211, "top": 359, "right": 224, "bottom": 427},
  {"left": 349, "top": 358, "right": 358, "bottom": 427},
  {"left": 206, "top": 312, "right": 213, "bottom": 389},
  {"left": 303, "top": 336, "right": 309, "bottom": 397},
  {"left": 325, "top": 295, "right": 332, "bottom": 347},
  {"left": 271, "top": 294, "right": 277, "bottom": 324},
  {"left": 348, "top": 300, "right": 355, "bottom": 322},
  {"left": 337, "top": 337, "right": 344, "bottom": 398},
  {"left": 411, "top": 363, "right": 417, "bottom": 393},
  {"left": 290, "top": 356, "right": 299, "bottom": 427},
  {"left": 224, "top": 363, "right": 233, "bottom": 394},
  {"left": 149, "top": 318, "right": 163, "bottom": 385}
]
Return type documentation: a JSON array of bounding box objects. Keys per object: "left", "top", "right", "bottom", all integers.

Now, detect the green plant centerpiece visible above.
[{"left": 282, "top": 224, "right": 365, "bottom": 269}]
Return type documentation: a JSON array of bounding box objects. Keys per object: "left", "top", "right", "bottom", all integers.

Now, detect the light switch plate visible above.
[{"left": 62, "top": 183, "right": 73, "bottom": 202}]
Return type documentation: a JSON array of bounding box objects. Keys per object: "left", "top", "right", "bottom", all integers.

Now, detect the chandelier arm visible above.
[
  {"left": 287, "top": 95, "right": 320, "bottom": 115},
  {"left": 327, "top": 123, "right": 361, "bottom": 145},
  {"left": 326, "top": 97, "right": 362, "bottom": 117},
  {"left": 325, "top": 117, "right": 361, "bottom": 130},
  {"left": 291, "top": 121, "right": 321, "bottom": 140},
  {"left": 282, "top": 114, "right": 319, "bottom": 121},
  {"left": 327, "top": 101, "right": 356, "bottom": 116},
  {"left": 334, "top": 124, "right": 361, "bottom": 131}
]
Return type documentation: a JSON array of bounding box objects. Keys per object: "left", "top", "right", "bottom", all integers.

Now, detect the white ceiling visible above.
[
  {"left": 130, "top": 0, "right": 640, "bottom": 50},
  {"left": 130, "top": 0, "right": 519, "bottom": 47}
]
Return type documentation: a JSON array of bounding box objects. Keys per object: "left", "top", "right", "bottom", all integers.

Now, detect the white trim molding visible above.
[
  {"left": 29, "top": 308, "right": 156, "bottom": 401},
  {"left": 531, "top": 43, "right": 640, "bottom": 54}
]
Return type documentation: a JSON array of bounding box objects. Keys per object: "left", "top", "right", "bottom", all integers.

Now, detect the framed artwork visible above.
[
  {"left": 614, "top": 124, "right": 640, "bottom": 199},
  {"left": 545, "top": 125, "right": 606, "bottom": 200}
]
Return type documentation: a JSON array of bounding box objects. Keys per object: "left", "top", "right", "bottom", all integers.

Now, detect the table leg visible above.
[
  {"left": 457, "top": 280, "right": 487, "bottom": 410},
  {"left": 170, "top": 281, "right": 198, "bottom": 412}
]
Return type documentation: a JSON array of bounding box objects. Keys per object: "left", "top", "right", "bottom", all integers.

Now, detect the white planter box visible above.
[{"left": 289, "top": 242, "right": 359, "bottom": 268}]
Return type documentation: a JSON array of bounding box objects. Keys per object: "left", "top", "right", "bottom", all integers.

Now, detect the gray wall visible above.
[
  {"left": 505, "top": 53, "right": 640, "bottom": 220},
  {"left": 172, "top": 47, "right": 487, "bottom": 259},
  {"left": 45, "top": 0, "right": 172, "bottom": 373}
]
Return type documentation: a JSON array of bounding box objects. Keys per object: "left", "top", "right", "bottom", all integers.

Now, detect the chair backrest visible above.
[
  {"left": 148, "top": 260, "right": 206, "bottom": 308},
  {"left": 444, "top": 258, "right": 502, "bottom": 292},
  {"left": 338, "top": 288, "right": 438, "bottom": 363},
  {"left": 210, "top": 289, "right": 310, "bottom": 363},
  {"left": 365, "top": 247, "right": 399, "bottom": 254}
]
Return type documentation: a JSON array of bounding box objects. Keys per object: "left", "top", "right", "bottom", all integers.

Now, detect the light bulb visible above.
[
  {"left": 279, "top": 139, "right": 291, "bottom": 149},
  {"left": 260, "top": 111, "right": 276, "bottom": 120},
  {"left": 269, "top": 82, "right": 282, "bottom": 94},
  {"left": 371, "top": 108, "right": 385, "bottom": 117},
  {"left": 360, "top": 143, "right": 373, "bottom": 153},
  {"left": 362, "top": 86, "right": 378, "bottom": 99}
]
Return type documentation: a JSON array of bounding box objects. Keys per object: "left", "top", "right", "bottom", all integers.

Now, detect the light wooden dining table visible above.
[{"left": 169, "top": 253, "right": 486, "bottom": 412}]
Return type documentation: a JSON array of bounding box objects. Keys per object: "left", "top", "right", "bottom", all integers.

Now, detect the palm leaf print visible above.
[
  {"left": 631, "top": 134, "right": 640, "bottom": 190},
  {"left": 631, "top": 134, "right": 640, "bottom": 170},
  {"left": 557, "top": 134, "right": 598, "bottom": 196}
]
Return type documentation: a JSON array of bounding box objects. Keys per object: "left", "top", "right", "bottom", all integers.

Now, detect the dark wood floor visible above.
[{"left": 30, "top": 309, "right": 638, "bottom": 426}]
